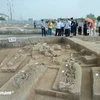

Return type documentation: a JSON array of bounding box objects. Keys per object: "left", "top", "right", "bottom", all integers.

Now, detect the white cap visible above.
[
  {"left": 62, "top": 70, "right": 65, "bottom": 73},
  {"left": 95, "top": 73, "right": 99, "bottom": 76}
]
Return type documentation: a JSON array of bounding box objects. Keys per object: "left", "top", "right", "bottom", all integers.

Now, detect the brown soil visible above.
[
  {"left": 0, "top": 48, "right": 31, "bottom": 88},
  {"left": 0, "top": 44, "right": 94, "bottom": 100},
  {"left": 81, "top": 67, "right": 93, "bottom": 100}
]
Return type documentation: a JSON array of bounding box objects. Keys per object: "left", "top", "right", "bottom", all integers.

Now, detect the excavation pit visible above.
[{"left": 0, "top": 36, "right": 99, "bottom": 100}]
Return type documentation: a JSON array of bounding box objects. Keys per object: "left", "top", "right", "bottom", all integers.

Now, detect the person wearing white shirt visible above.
[
  {"left": 98, "top": 21, "right": 100, "bottom": 36},
  {"left": 68, "top": 19, "right": 71, "bottom": 24},
  {"left": 65, "top": 19, "right": 71, "bottom": 37},
  {"left": 61, "top": 20, "right": 64, "bottom": 36},
  {"left": 55, "top": 20, "right": 61, "bottom": 36},
  {"left": 68, "top": 19, "right": 71, "bottom": 29},
  {"left": 78, "top": 20, "right": 83, "bottom": 35},
  {"left": 68, "top": 19, "right": 71, "bottom": 35}
]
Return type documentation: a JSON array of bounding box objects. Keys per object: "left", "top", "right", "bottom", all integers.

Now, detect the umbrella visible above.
[{"left": 84, "top": 18, "right": 93, "bottom": 23}]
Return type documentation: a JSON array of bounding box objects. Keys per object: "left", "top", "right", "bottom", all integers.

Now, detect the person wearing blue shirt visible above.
[
  {"left": 40, "top": 19, "right": 46, "bottom": 36},
  {"left": 65, "top": 19, "right": 71, "bottom": 37},
  {"left": 55, "top": 20, "right": 61, "bottom": 36}
]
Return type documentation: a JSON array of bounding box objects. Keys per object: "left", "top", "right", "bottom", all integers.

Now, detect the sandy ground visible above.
[
  {"left": 0, "top": 48, "right": 31, "bottom": 88},
  {"left": 81, "top": 68, "right": 92, "bottom": 100},
  {"left": 0, "top": 43, "right": 95, "bottom": 100},
  {"left": 0, "top": 23, "right": 99, "bottom": 100}
]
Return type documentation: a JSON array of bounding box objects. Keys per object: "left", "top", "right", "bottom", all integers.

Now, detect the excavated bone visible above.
[{"left": 53, "top": 44, "right": 62, "bottom": 50}]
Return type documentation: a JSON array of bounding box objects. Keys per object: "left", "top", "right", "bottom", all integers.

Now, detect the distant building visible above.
[
  {"left": 28, "top": 18, "right": 33, "bottom": 21},
  {"left": 86, "top": 13, "right": 95, "bottom": 20},
  {"left": 0, "top": 13, "right": 9, "bottom": 20}
]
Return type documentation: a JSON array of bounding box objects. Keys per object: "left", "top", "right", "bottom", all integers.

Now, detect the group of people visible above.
[
  {"left": 40, "top": 18, "right": 77, "bottom": 37},
  {"left": 55, "top": 18, "right": 78, "bottom": 37},
  {"left": 40, "top": 18, "right": 99, "bottom": 37},
  {"left": 78, "top": 20, "right": 97, "bottom": 36},
  {"left": 40, "top": 19, "right": 54, "bottom": 36}
]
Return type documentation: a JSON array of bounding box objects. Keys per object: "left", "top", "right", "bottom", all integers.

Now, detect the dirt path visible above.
[
  {"left": 36, "top": 68, "right": 58, "bottom": 90},
  {"left": 0, "top": 49, "right": 11, "bottom": 64},
  {"left": 0, "top": 44, "right": 95, "bottom": 100},
  {"left": 81, "top": 67, "right": 93, "bottom": 100},
  {"left": 34, "top": 94, "right": 66, "bottom": 100},
  {"left": 0, "top": 54, "right": 31, "bottom": 88}
]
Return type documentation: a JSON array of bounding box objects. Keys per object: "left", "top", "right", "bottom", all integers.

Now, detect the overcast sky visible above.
[{"left": 0, "top": 0, "right": 100, "bottom": 20}]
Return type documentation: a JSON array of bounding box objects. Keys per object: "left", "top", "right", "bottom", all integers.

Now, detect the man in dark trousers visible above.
[
  {"left": 70, "top": 17, "right": 74, "bottom": 37},
  {"left": 65, "top": 19, "right": 71, "bottom": 37},
  {"left": 98, "top": 21, "right": 100, "bottom": 36},
  {"left": 83, "top": 21, "right": 88, "bottom": 36},
  {"left": 34, "top": 21, "right": 36, "bottom": 28},
  {"left": 78, "top": 20, "right": 83, "bottom": 35},
  {"left": 61, "top": 20, "right": 64, "bottom": 36},
  {"left": 73, "top": 21, "right": 78, "bottom": 36},
  {"left": 55, "top": 20, "right": 61, "bottom": 36},
  {"left": 40, "top": 19, "right": 46, "bottom": 36}
]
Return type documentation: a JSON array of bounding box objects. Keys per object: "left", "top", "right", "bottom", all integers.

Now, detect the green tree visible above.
[
  {"left": 46, "top": 20, "right": 56, "bottom": 24},
  {"left": 97, "top": 16, "right": 100, "bottom": 21},
  {"left": 52, "top": 20, "right": 56, "bottom": 24},
  {"left": 46, "top": 20, "right": 49, "bottom": 23},
  {"left": 0, "top": 17, "right": 5, "bottom": 20},
  {"left": 89, "top": 16, "right": 96, "bottom": 20}
]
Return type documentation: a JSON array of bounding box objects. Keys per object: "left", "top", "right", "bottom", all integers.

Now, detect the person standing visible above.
[
  {"left": 93, "top": 21, "right": 97, "bottom": 36},
  {"left": 87, "top": 22, "right": 90, "bottom": 35},
  {"left": 34, "top": 21, "right": 36, "bottom": 28},
  {"left": 55, "top": 20, "right": 61, "bottom": 36},
  {"left": 70, "top": 17, "right": 74, "bottom": 37},
  {"left": 61, "top": 20, "right": 64, "bottom": 36},
  {"left": 65, "top": 19, "right": 71, "bottom": 37},
  {"left": 68, "top": 19, "right": 71, "bottom": 35},
  {"left": 40, "top": 19, "right": 46, "bottom": 36},
  {"left": 48, "top": 20, "right": 53, "bottom": 36},
  {"left": 90, "top": 22, "right": 94, "bottom": 36},
  {"left": 68, "top": 19, "right": 71, "bottom": 25},
  {"left": 83, "top": 21, "right": 88, "bottom": 36},
  {"left": 98, "top": 21, "right": 100, "bottom": 36},
  {"left": 78, "top": 20, "right": 83, "bottom": 35},
  {"left": 73, "top": 21, "right": 78, "bottom": 36}
]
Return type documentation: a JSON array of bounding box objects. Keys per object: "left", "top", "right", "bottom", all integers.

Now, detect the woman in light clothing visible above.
[
  {"left": 87, "top": 22, "right": 90, "bottom": 35},
  {"left": 48, "top": 20, "right": 53, "bottom": 36},
  {"left": 93, "top": 21, "right": 96, "bottom": 36},
  {"left": 90, "top": 22, "right": 94, "bottom": 36}
]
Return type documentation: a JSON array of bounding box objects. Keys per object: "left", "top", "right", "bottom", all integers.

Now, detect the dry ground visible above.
[{"left": 0, "top": 44, "right": 94, "bottom": 100}]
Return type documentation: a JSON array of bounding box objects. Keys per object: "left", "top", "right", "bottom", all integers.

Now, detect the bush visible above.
[
  {"left": 46, "top": 20, "right": 56, "bottom": 24},
  {"left": 52, "top": 20, "right": 56, "bottom": 24},
  {"left": 97, "top": 16, "right": 100, "bottom": 21},
  {"left": 46, "top": 20, "right": 49, "bottom": 23},
  {"left": 0, "top": 17, "right": 5, "bottom": 20}
]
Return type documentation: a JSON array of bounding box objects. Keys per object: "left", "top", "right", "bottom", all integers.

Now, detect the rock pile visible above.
[
  {"left": 32, "top": 43, "right": 62, "bottom": 65},
  {"left": 59, "top": 56, "right": 76, "bottom": 92},
  {"left": 32, "top": 43, "right": 62, "bottom": 57}
]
